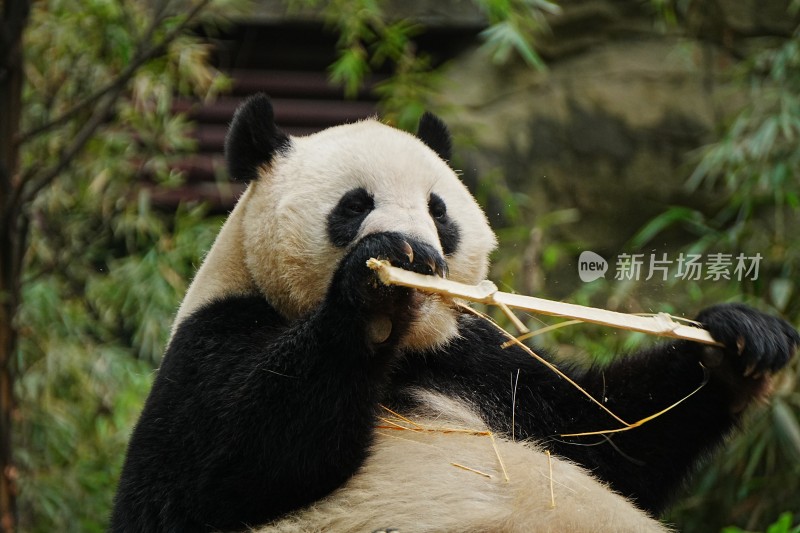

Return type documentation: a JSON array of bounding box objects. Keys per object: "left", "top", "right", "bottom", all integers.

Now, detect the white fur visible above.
[
  {"left": 256, "top": 393, "right": 670, "bottom": 533},
  {"left": 174, "top": 118, "right": 668, "bottom": 531},
  {"left": 173, "top": 186, "right": 258, "bottom": 331}
]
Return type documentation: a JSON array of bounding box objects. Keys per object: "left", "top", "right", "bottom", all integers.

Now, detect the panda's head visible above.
[{"left": 179, "top": 94, "right": 496, "bottom": 348}]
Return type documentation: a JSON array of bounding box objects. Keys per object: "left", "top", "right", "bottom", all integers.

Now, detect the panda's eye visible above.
[
  {"left": 327, "top": 188, "right": 375, "bottom": 248},
  {"left": 428, "top": 192, "right": 460, "bottom": 256},
  {"left": 344, "top": 197, "right": 372, "bottom": 216},
  {"left": 428, "top": 194, "right": 448, "bottom": 221},
  {"left": 337, "top": 188, "right": 375, "bottom": 217}
]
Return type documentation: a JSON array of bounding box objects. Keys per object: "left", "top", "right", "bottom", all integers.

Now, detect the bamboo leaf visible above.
[{"left": 629, "top": 207, "right": 706, "bottom": 248}]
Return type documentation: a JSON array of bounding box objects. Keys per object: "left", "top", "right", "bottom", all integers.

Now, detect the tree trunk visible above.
[{"left": 0, "top": 1, "right": 31, "bottom": 531}]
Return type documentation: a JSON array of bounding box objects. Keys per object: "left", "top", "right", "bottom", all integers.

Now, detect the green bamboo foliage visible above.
[
  {"left": 15, "top": 1, "right": 243, "bottom": 529},
  {"left": 631, "top": 15, "right": 800, "bottom": 533}
]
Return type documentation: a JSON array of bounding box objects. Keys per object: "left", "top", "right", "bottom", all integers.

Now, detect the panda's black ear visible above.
[
  {"left": 225, "top": 93, "right": 291, "bottom": 183},
  {"left": 416, "top": 112, "right": 452, "bottom": 163}
]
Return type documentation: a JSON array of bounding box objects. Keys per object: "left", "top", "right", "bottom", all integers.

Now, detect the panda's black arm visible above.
[
  {"left": 571, "top": 303, "right": 798, "bottom": 513},
  {"left": 393, "top": 304, "right": 798, "bottom": 516},
  {"left": 111, "top": 232, "right": 434, "bottom": 532},
  {"left": 111, "top": 295, "right": 395, "bottom": 532}
]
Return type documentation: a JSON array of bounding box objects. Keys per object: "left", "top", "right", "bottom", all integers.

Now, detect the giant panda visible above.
[{"left": 110, "top": 93, "right": 799, "bottom": 533}]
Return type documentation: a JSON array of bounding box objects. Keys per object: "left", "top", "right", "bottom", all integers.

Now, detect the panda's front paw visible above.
[
  {"left": 697, "top": 304, "right": 799, "bottom": 377},
  {"left": 696, "top": 304, "right": 798, "bottom": 411},
  {"left": 327, "top": 232, "right": 446, "bottom": 342}
]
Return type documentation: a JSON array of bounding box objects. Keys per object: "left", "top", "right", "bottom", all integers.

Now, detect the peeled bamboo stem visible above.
[{"left": 367, "top": 259, "right": 721, "bottom": 347}]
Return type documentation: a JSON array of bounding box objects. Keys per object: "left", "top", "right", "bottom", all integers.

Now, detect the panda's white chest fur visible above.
[{"left": 259, "top": 390, "right": 670, "bottom": 533}]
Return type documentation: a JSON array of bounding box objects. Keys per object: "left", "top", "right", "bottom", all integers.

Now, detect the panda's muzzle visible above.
[
  {"left": 334, "top": 232, "right": 448, "bottom": 344},
  {"left": 357, "top": 231, "right": 446, "bottom": 280},
  {"left": 387, "top": 235, "right": 447, "bottom": 279}
]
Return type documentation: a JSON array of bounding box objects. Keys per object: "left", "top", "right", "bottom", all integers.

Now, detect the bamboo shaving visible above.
[
  {"left": 366, "top": 259, "right": 721, "bottom": 346},
  {"left": 379, "top": 405, "right": 423, "bottom": 429},
  {"left": 375, "top": 425, "right": 491, "bottom": 436},
  {"left": 546, "top": 450, "right": 556, "bottom": 509},
  {"left": 378, "top": 406, "right": 510, "bottom": 481},
  {"left": 559, "top": 364, "right": 710, "bottom": 438},
  {"left": 378, "top": 417, "right": 420, "bottom": 432},
  {"left": 489, "top": 432, "right": 510, "bottom": 483},
  {"left": 497, "top": 302, "right": 530, "bottom": 334},
  {"left": 450, "top": 463, "right": 493, "bottom": 478},
  {"left": 502, "top": 320, "right": 585, "bottom": 347}
]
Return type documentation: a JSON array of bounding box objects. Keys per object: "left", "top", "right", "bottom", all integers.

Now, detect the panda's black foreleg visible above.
[
  {"left": 392, "top": 303, "right": 797, "bottom": 517},
  {"left": 504, "top": 303, "right": 798, "bottom": 515},
  {"left": 111, "top": 233, "right": 441, "bottom": 532},
  {"left": 565, "top": 303, "right": 799, "bottom": 514}
]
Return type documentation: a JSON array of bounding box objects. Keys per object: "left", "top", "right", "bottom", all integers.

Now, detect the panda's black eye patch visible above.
[
  {"left": 428, "top": 194, "right": 447, "bottom": 220},
  {"left": 428, "top": 193, "right": 460, "bottom": 256},
  {"left": 327, "top": 188, "right": 374, "bottom": 248},
  {"left": 341, "top": 190, "right": 374, "bottom": 216}
]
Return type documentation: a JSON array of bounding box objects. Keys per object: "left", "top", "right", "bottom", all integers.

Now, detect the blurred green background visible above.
[{"left": 0, "top": 0, "right": 799, "bottom": 531}]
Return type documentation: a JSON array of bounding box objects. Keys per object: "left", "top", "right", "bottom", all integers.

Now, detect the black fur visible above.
[
  {"left": 417, "top": 112, "right": 452, "bottom": 162},
  {"left": 110, "top": 233, "right": 443, "bottom": 532},
  {"left": 428, "top": 193, "right": 460, "bottom": 256},
  {"left": 327, "top": 187, "right": 375, "bottom": 247},
  {"left": 225, "top": 93, "right": 291, "bottom": 182}
]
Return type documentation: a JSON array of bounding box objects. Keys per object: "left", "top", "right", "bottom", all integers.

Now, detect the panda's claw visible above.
[
  {"left": 328, "top": 232, "right": 447, "bottom": 337},
  {"left": 425, "top": 258, "right": 437, "bottom": 276},
  {"left": 736, "top": 336, "right": 746, "bottom": 356},
  {"left": 402, "top": 240, "right": 414, "bottom": 264},
  {"left": 383, "top": 236, "right": 446, "bottom": 279}
]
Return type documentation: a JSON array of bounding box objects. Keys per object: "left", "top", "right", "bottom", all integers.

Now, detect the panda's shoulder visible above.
[
  {"left": 453, "top": 313, "right": 513, "bottom": 350},
  {"left": 170, "top": 295, "right": 287, "bottom": 350}
]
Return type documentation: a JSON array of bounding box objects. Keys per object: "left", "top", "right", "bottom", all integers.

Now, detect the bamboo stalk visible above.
[{"left": 367, "top": 259, "right": 721, "bottom": 347}]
